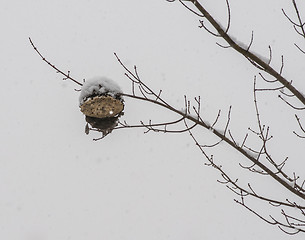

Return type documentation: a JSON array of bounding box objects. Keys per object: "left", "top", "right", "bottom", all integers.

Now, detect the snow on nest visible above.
[{"left": 79, "top": 76, "right": 123, "bottom": 105}]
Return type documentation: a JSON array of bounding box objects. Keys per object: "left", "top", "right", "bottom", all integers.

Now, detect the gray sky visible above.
[{"left": 1, "top": 0, "right": 304, "bottom": 239}]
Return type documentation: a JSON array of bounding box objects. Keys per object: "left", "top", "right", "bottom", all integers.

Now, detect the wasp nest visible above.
[{"left": 79, "top": 77, "right": 124, "bottom": 138}]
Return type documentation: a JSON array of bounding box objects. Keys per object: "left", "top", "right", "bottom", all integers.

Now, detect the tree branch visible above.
[{"left": 177, "top": 1, "right": 305, "bottom": 105}]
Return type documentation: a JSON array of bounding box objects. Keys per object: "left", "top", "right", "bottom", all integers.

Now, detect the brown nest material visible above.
[{"left": 80, "top": 95, "right": 124, "bottom": 118}]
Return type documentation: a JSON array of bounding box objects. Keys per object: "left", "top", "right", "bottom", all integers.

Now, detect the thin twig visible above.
[{"left": 29, "top": 37, "right": 83, "bottom": 86}]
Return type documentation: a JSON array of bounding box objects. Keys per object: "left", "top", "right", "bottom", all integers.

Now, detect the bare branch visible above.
[
  {"left": 278, "top": 95, "right": 305, "bottom": 110},
  {"left": 178, "top": 0, "right": 204, "bottom": 17},
  {"left": 180, "top": 1, "right": 305, "bottom": 105},
  {"left": 294, "top": 43, "right": 305, "bottom": 54},
  {"left": 29, "top": 38, "right": 83, "bottom": 86},
  {"left": 224, "top": 0, "right": 231, "bottom": 33},
  {"left": 115, "top": 55, "right": 305, "bottom": 201},
  {"left": 282, "top": 0, "right": 305, "bottom": 53}
]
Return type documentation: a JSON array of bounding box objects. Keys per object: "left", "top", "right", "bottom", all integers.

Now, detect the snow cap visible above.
[{"left": 79, "top": 76, "right": 123, "bottom": 105}]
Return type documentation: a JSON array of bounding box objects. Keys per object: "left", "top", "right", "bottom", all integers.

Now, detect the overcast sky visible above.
[{"left": 1, "top": 0, "right": 304, "bottom": 239}]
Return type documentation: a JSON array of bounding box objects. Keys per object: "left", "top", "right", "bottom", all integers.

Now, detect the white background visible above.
[{"left": 1, "top": 0, "right": 304, "bottom": 239}]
